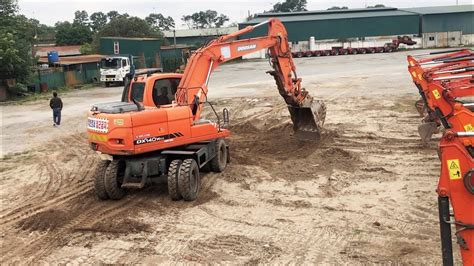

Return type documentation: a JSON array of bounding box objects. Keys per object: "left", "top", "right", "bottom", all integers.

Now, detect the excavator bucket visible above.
[{"left": 288, "top": 99, "right": 326, "bottom": 139}]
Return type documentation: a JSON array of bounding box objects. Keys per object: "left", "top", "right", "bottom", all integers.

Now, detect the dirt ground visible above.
[{"left": 0, "top": 50, "right": 458, "bottom": 264}]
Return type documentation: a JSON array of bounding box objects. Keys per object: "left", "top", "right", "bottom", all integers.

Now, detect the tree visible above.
[
  {"left": 73, "top": 10, "right": 89, "bottom": 26},
  {"left": 327, "top": 6, "right": 349, "bottom": 10},
  {"left": 55, "top": 21, "right": 92, "bottom": 45},
  {"left": 107, "top": 10, "right": 120, "bottom": 21},
  {"left": 271, "top": 0, "right": 307, "bottom": 12},
  {"left": 0, "top": 0, "right": 36, "bottom": 82},
  {"left": 29, "top": 18, "right": 56, "bottom": 43},
  {"left": 98, "top": 16, "right": 161, "bottom": 38},
  {"left": 182, "top": 10, "right": 229, "bottom": 29},
  {"left": 367, "top": 4, "right": 386, "bottom": 8},
  {"left": 145, "top": 13, "right": 175, "bottom": 31},
  {"left": 90, "top": 11, "right": 107, "bottom": 32}
]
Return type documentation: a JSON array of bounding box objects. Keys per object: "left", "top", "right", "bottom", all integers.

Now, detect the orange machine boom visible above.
[{"left": 407, "top": 49, "right": 473, "bottom": 266}]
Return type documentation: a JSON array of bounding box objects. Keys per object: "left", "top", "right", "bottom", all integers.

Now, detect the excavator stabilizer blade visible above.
[{"left": 288, "top": 99, "right": 326, "bottom": 139}]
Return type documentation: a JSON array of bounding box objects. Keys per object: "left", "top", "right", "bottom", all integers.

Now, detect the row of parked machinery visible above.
[{"left": 407, "top": 49, "right": 473, "bottom": 266}]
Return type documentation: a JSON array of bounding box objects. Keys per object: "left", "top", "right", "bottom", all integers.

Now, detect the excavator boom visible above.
[{"left": 175, "top": 18, "right": 325, "bottom": 138}]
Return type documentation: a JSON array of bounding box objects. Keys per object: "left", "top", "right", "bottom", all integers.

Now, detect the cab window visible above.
[
  {"left": 152, "top": 78, "right": 180, "bottom": 107},
  {"left": 130, "top": 82, "right": 145, "bottom": 102},
  {"left": 122, "top": 59, "right": 127, "bottom": 67}
]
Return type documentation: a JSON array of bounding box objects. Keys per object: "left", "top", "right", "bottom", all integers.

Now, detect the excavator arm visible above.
[{"left": 175, "top": 18, "right": 326, "bottom": 137}]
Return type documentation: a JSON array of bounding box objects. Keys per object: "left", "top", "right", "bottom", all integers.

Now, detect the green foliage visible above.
[
  {"left": 182, "top": 10, "right": 229, "bottom": 29},
  {"left": 0, "top": 0, "right": 35, "bottom": 81},
  {"left": 327, "top": 6, "right": 349, "bottom": 10},
  {"left": 145, "top": 13, "right": 175, "bottom": 31},
  {"left": 98, "top": 16, "right": 161, "bottom": 38},
  {"left": 367, "top": 4, "right": 386, "bottom": 8},
  {"left": 73, "top": 10, "right": 89, "bottom": 26},
  {"left": 107, "top": 11, "right": 119, "bottom": 21},
  {"left": 79, "top": 43, "right": 93, "bottom": 54},
  {"left": 89, "top": 12, "right": 107, "bottom": 32},
  {"left": 271, "top": 0, "right": 307, "bottom": 12},
  {"left": 55, "top": 21, "right": 92, "bottom": 45}
]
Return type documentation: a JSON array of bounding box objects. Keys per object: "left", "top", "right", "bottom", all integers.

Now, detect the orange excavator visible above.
[
  {"left": 87, "top": 19, "right": 326, "bottom": 201},
  {"left": 407, "top": 49, "right": 473, "bottom": 266}
]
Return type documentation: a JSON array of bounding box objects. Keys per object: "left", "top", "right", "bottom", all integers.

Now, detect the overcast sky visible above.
[{"left": 18, "top": 0, "right": 471, "bottom": 29}]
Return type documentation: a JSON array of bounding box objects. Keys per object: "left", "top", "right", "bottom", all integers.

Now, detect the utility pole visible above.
[{"left": 173, "top": 29, "right": 178, "bottom": 71}]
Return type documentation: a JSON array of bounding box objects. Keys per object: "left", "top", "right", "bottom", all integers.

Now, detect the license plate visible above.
[{"left": 88, "top": 117, "right": 108, "bottom": 133}]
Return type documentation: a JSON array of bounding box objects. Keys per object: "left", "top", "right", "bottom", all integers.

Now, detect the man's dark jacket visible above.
[{"left": 50, "top": 97, "right": 63, "bottom": 110}]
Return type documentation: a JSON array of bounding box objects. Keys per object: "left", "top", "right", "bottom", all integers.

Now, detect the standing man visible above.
[{"left": 49, "top": 92, "right": 63, "bottom": 127}]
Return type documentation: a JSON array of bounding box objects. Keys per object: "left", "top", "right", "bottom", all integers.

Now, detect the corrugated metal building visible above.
[
  {"left": 163, "top": 27, "right": 238, "bottom": 47},
  {"left": 239, "top": 5, "right": 474, "bottom": 48},
  {"left": 37, "top": 55, "right": 104, "bottom": 89},
  {"left": 403, "top": 5, "right": 474, "bottom": 47},
  {"left": 100, "top": 37, "right": 162, "bottom": 68}
]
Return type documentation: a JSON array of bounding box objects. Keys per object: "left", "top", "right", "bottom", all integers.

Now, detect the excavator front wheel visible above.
[{"left": 210, "top": 138, "right": 228, "bottom": 172}]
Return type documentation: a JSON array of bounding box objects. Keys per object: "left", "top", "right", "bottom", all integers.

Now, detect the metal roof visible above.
[
  {"left": 256, "top": 7, "right": 398, "bottom": 17},
  {"left": 243, "top": 5, "right": 473, "bottom": 24},
  {"left": 401, "top": 5, "right": 473, "bottom": 14},
  {"left": 38, "top": 54, "right": 104, "bottom": 65},
  {"left": 161, "top": 44, "right": 193, "bottom": 50},
  {"left": 245, "top": 10, "right": 415, "bottom": 24},
  {"left": 163, "top": 27, "right": 238, "bottom": 38},
  {"left": 34, "top": 45, "right": 82, "bottom": 57},
  {"left": 100, "top": 37, "right": 160, "bottom": 41}
]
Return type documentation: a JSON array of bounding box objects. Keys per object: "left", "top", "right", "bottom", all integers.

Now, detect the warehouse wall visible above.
[
  {"left": 422, "top": 12, "right": 474, "bottom": 34},
  {"left": 239, "top": 15, "right": 419, "bottom": 42},
  {"left": 100, "top": 38, "right": 162, "bottom": 68}
]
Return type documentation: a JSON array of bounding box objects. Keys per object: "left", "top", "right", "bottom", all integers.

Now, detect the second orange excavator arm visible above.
[{"left": 175, "top": 19, "right": 317, "bottom": 124}]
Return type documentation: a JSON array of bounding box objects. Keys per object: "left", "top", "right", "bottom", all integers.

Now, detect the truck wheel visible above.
[
  {"left": 167, "top": 159, "right": 182, "bottom": 201},
  {"left": 178, "top": 159, "right": 200, "bottom": 201},
  {"left": 210, "top": 138, "right": 227, "bottom": 172},
  {"left": 104, "top": 160, "right": 126, "bottom": 200},
  {"left": 105, "top": 82, "right": 110, "bottom": 87},
  {"left": 93, "top": 160, "right": 110, "bottom": 200}
]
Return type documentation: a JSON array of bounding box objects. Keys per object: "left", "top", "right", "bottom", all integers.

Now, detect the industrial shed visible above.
[
  {"left": 99, "top": 37, "right": 162, "bottom": 69},
  {"left": 402, "top": 5, "right": 474, "bottom": 47},
  {"left": 162, "top": 27, "right": 238, "bottom": 47},
  {"left": 239, "top": 5, "right": 474, "bottom": 48}
]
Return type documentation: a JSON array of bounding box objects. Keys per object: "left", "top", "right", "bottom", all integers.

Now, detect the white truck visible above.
[{"left": 100, "top": 56, "right": 131, "bottom": 87}]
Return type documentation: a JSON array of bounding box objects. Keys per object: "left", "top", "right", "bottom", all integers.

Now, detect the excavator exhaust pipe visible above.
[{"left": 288, "top": 99, "right": 326, "bottom": 139}]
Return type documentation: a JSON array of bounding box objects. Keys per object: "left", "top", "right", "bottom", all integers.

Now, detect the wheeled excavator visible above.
[
  {"left": 407, "top": 49, "right": 473, "bottom": 266},
  {"left": 87, "top": 19, "right": 326, "bottom": 201}
]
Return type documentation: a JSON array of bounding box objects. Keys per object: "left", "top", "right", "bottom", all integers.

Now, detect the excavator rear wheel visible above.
[
  {"left": 210, "top": 138, "right": 227, "bottom": 172},
  {"left": 178, "top": 159, "right": 200, "bottom": 201},
  {"left": 167, "top": 159, "right": 182, "bottom": 201},
  {"left": 93, "top": 160, "right": 110, "bottom": 200},
  {"left": 104, "top": 160, "right": 126, "bottom": 200}
]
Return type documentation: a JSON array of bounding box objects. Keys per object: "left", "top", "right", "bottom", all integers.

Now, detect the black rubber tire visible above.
[
  {"left": 210, "top": 138, "right": 227, "bottom": 172},
  {"left": 200, "top": 162, "right": 211, "bottom": 173},
  {"left": 167, "top": 159, "right": 182, "bottom": 201},
  {"left": 93, "top": 160, "right": 110, "bottom": 200},
  {"left": 178, "top": 159, "right": 200, "bottom": 201},
  {"left": 104, "top": 160, "right": 126, "bottom": 200}
]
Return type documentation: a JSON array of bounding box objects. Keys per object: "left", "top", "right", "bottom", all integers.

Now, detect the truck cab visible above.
[{"left": 100, "top": 56, "right": 131, "bottom": 87}]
